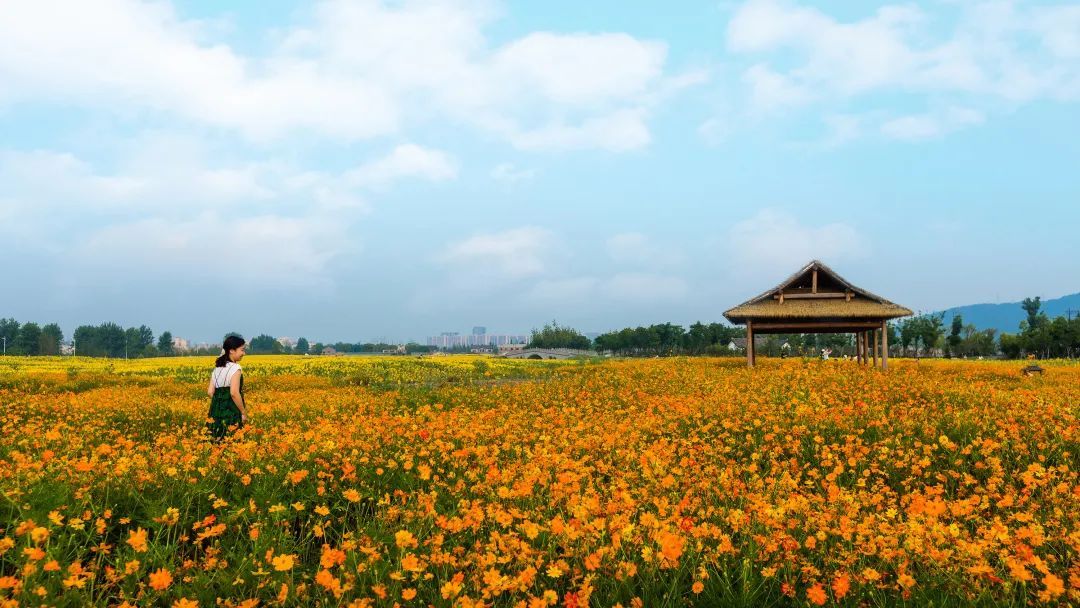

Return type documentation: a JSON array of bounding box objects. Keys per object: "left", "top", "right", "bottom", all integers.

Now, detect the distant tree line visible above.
[
  {"left": 0, "top": 318, "right": 330, "bottom": 358},
  {"left": 594, "top": 322, "right": 743, "bottom": 356},
  {"left": 0, "top": 318, "right": 65, "bottom": 356},
  {"left": 999, "top": 297, "right": 1080, "bottom": 359}
]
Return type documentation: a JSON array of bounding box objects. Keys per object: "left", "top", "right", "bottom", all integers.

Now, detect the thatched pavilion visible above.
[{"left": 723, "top": 260, "right": 912, "bottom": 368}]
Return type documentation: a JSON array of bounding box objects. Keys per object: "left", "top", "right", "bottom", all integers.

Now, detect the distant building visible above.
[
  {"left": 381, "top": 345, "right": 406, "bottom": 354},
  {"left": 497, "top": 343, "right": 526, "bottom": 354},
  {"left": 428, "top": 331, "right": 528, "bottom": 349},
  {"left": 728, "top": 337, "right": 770, "bottom": 351},
  {"left": 472, "top": 326, "right": 486, "bottom": 335},
  {"left": 321, "top": 346, "right": 338, "bottom": 356}
]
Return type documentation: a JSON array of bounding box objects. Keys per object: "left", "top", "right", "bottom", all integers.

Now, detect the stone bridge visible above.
[{"left": 501, "top": 348, "right": 596, "bottom": 360}]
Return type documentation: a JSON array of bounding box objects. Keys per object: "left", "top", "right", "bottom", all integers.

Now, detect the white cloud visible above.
[
  {"left": 0, "top": 140, "right": 458, "bottom": 289},
  {"left": 0, "top": 141, "right": 454, "bottom": 216},
  {"left": 726, "top": 209, "right": 866, "bottom": 278},
  {"left": 491, "top": 33, "right": 665, "bottom": 106},
  {"left": 697, "top": 117, "right": 731, "bottom": 145},
  {"left": 490, "top": 163, "right": 537, "bottom": 183},
  {"left": 720, "top": 0, "right": 1080, "bottom": 141},
  {"left": 437, "top": 227, "right": 555, "bottom": 279},
  {"left": 526, "top": 277, "right": 600, "bottom": 303},
  {"left": 602, "top": 273, "right": 688, "bottom": 303},
  {"left": 508, "top": 109, "right": 652, "bottom": 152},
  {"left": 0, "top": 0, "right": 676, "bottom": 151},
  {"left": 0, "top": 1, "right": 398, "bottom": 141},
  {"left": 72, "top": 211, "right": 347, "bottom": 289},
  {"left": 605, "top": 232, "right": 682, "bottom": 268},
  {"left": 880, "top": 107, "right": 984, "bottom": 141},
  {"left": 525, "top": 272, "right": 687, "bottom": 305},
  {"left": 345, "top": 144, "right": 457, "bottom": 188},
  {"left": 742, "top": 64, "right": 814, "bottom": 110}
]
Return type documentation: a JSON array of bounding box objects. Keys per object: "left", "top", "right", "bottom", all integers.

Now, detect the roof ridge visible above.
[{"left": 723, "top": 260, "right": 912, "bottom": 322}]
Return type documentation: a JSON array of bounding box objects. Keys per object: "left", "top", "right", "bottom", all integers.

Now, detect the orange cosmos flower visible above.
[
  {"left": 148, "top": 568, "right": 173, "bottom": 591},
  {"left": 832, "top": 573, "right": 851, "bottom": 599},
  {"left": 126, "top": 528, "right": 149, "bottom": 553},
  {"left": 271, "top": 554, "right": 296, "bottom": 571}
]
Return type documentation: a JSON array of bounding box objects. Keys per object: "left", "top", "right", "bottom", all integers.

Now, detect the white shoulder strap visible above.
[{"left": 214, "top": 364, "right": 235, "bottom": 388}]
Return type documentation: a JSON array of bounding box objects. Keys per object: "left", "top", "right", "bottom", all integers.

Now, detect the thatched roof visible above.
[{"left": 724, "top": 260, "right": 912, "bottom": 324}]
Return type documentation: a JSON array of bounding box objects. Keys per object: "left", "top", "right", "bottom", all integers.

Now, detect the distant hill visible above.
[{"left": 939, "top": 292, "right": 1080, "bottom": 334}]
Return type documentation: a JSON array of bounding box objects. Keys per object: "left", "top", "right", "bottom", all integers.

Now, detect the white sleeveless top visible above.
[{"left": 212, "top": 362, "right": 242, "bottom": 388}]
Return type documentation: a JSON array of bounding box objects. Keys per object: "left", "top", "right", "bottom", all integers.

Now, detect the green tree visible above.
[
  {"left": 528, "top": 321, "right": 591, "bottom": 350},
  {"left": 125, "top": 325, "right": 154, "bottom": 358},
  {"left": 921, "top": 313, "right": 946, "bottom": 356},
  {"left": 40, "top": 323, "right": 64, "bottom": 355},
  {"left": 15, "top": 322, "right": 42, "bottom": 355},
  {"left": 250, "top": 334, "right": 282, "bottom": 354},
  {"left": 0, "top": 318, "right": 19, "bottom": 354},
  {"left": 1021, "top": 297, "right": 1043, "bottom": 329},
  {"left": 999, "top": 333, "right": 1023, "bottom": 358},
  {"left": 157, "top": 331, "right": 174, "bottom": 356},
  {"left": 947, "top": 314, "right": 964, "bottom": 357},
  {"left": 296, "top": 337, "right": 310, "bottom": 354},
  {"left": 98, "top": 323, "right": 126, "bottom": 357},
  {"left": 73, "top": 325, "right": 99, "bottom": 356}
]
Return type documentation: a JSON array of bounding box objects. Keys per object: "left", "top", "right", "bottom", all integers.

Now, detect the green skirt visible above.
[{"left": 207, "top": 385, "right": 243, "bottom": 440}]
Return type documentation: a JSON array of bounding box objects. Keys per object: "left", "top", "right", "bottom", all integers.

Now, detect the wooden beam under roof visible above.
[
  {"left": 751, "top": 320, "right": 885, "bottom": 332},
  {"left": 772, "top": 292, "right": 848, "bottom": 300}
]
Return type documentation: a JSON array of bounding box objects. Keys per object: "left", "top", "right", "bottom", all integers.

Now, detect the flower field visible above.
[{"left": 1, "top": 355, "right": 1078, "bottom": 607}]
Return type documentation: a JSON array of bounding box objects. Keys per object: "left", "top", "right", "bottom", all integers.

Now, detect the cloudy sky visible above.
[{"left": 3, "top": 0, "right": 1078, "bottom": 344}]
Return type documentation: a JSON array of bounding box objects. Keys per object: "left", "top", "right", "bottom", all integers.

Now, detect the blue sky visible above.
[{"left": 2, "top": 0, "right": 1078, "bottom": 344}]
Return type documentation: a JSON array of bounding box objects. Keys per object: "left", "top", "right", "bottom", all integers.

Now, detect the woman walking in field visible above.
[{"left": 206, "top": 335, "right": 249, "bottom": 440}]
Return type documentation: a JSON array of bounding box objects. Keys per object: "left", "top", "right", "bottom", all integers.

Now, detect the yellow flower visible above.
[
  {"left": 30, "top": 527, "right": 49, "bottom": 544},
  {"left": 395, "top": 530, "right": 417, "bottom": 549},
  {"left": 272, "top": 554, "right": 296, "bottom": 571}
]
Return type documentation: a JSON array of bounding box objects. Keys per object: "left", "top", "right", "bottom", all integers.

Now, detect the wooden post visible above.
[
  {"left": 872, "top": 330, "right": 878, "bottom": 367},
  {"left": 881, "top": 320, "right": 888, "bottom": 370},
  {"left": 861, "top": 332, "right": 867, "bottom": 364},
  {"left": 812, "top": 269, "right": 818, "bottom": 293},
  {"left": 746, "top": 320, "right": 755, "bottom": 367},
  {"left": 855, "top": 332, "right": 862, "bottom": 363}
]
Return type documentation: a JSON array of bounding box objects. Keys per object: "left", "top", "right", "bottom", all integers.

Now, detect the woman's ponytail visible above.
[{"left": 216, "top": 334, "right": 246, "bottom": 367}]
